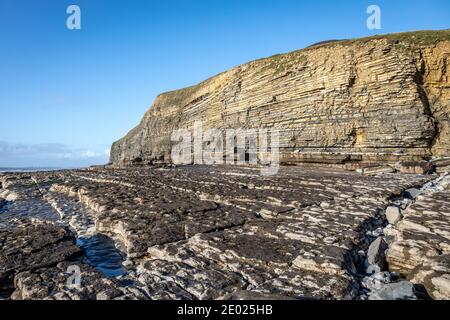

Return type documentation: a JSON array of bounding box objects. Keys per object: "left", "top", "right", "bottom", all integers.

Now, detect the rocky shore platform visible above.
[{"left": 0, "top": 165, "right": 449, "bottom": 300}]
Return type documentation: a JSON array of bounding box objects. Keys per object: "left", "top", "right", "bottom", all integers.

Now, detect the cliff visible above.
[{"left": 110, "top": 30, "right": 450, "bottom": 166}]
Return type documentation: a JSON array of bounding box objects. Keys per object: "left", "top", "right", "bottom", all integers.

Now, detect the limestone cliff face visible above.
[{"left": 111, "top": 30, "right": 450, "bottom": 166}]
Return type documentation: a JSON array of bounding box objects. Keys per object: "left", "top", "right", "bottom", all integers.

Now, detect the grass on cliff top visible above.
[
  {"left": 253, "top": 29, "right": 450, "bottom": 65},
  {"left": 156, "top": 70, "right": 231, "bottom": 108},
  {"left": 158, "top": 84, "right": 201, "bottom": 107},
  {"left": 156, "top": 29, "right": 450, "bottom": 107},
  {"left": 306, "top": 29, "right": 450, "bottom": 49}
]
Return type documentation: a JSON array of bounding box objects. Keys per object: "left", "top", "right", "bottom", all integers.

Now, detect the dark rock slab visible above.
[{"left": 0, "top": 220, "right": 82, "bottom": 295}]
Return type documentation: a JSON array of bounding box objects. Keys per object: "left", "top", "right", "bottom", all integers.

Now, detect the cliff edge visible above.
[{"left": 111, "top": 30, "right": 450, "bottom": 166}]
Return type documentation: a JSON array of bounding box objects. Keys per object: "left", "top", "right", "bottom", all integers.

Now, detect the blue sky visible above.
[{"left": 0, "top": 0, "right": 448, "bottom": 167}]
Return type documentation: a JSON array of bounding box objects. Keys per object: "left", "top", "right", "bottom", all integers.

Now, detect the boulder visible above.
[
  {"left": 366, "top": 237, "right": 388, "bottom": 271},
  {"left": 404, "top": 188, "right": 421, "bottom": 199},
  {"left": 362, "top": 271, "right": 393, "bottom": 291},
  {"left": 385, "top": 206, "right": 402, "bottom": 225},
  {"left": 368, "top": 281, "right": 418, "bottom": 300}
]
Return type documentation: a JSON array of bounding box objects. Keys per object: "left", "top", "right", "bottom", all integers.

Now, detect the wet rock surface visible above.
[
  {"left": 1, "top": 166, "right": 449, "bottom": 300},
  {"left": 12, "top": 261, "right": 147, "bottom": 300},
  {"left": 0, "top": 220, "right": 82, "bottom": 297}
]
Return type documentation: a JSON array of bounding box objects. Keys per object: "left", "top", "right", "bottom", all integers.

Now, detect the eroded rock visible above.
[
  {"left": 387, "top": 175, "right": 450, "bottom": 298},
  {"left": 0, "top": 220, "right": 82, "bottom": 296},
  {"left": 0, "top": 166, "right": 443, "bottom": 299},
  {"left": 12, "top": 262, "right": 146, "bottom": 300},
  {"left": 409, "top": 255, "right": 450, "bottom": 300}
]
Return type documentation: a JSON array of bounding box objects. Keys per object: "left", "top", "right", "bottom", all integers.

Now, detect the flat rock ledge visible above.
[
  {"left": 386, "top": 175, "right": 450, "bottom": 299},
  {"left": 0, "top": 220, "right": 81, "bottom": 297},
  {"left": 0, "top": 165, "right": 448, "bottom": 300}
]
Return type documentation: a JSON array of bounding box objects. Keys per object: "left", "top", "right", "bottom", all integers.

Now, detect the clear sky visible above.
[{"left": 0, "top": 0, "right": 449, "bottom": 167}]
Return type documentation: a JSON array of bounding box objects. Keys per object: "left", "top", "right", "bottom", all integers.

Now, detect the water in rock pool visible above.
[
  {"left": 0, "top": 193, "right": 126, "bottom": 278},
  {"left": 78, "top": 234, "right": 127, "bottom": 277}
]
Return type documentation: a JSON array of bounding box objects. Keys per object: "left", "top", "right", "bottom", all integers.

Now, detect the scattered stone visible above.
[
  {"left": 385, "top": 206, "right": 402, "bottom": 225},
  {"left": 366, "top": 227, "right": 384, "bottom": 237},
  {"left": 123, "top": 259, "right": 133, "bottom": 268},
  {"left": 366, "top": 265, "right": 381, "bottom": 275},
  {"left": 386, "top": 175, "right": 450, "bottom": 300},
  {"left": 0, "top": 190, "right": 18, "bottom": 202},
  {"left": 420, "top": 174, "right": 450, "bottom": 194},
  {"left": 390, "top": 197, "right": 412, "bottom": 210},
  {"left": 382, "top": 225, "right": 397, "bottom": 244},
  {"left": 368, "top": 281, "right": 418, "bottom": 300},
  {"left": 436, "top": 167, "right": 450, "bottom": 175},
  {"left": 362, "top": 271, "right": 392, "bottom": 291},
  {"left": 404, "top": 188, "right": 421, "bottom": 199},
  {"left": 323, "top": 236, "right": 338, "bottom": 244},
  {"left": 221, "top": 290, "right": 298, "bottom": 300},
  {"left": 320, "top": 202, "right": 330, "bottom": 208},
  {"left": 387, "top": 178, "right": 450, "bottom": 276},
  {"left": 366, "top": 237, "right": 388, "bottom": 271}
]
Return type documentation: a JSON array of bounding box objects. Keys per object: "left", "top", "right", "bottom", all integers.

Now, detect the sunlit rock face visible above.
[{"left": 110, "top": 30, "right": 450, "bottom": 166}]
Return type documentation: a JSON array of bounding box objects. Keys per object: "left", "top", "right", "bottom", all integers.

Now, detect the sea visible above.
[{"left": 0, "top": 167, "right": 72, "bottom": 173}]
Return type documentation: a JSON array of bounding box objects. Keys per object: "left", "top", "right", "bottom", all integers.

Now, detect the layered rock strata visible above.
[{"left": 111, "top": 30, "right": 450, "bottom": 167}]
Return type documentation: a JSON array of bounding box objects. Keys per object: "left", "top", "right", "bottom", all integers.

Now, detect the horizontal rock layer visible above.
[
  {"left": 111, "top": 30, "right": 450, "bottom": 166},
  {"left": 0, "top": 167, "right": 437, "bottom": 299},
  {"left": 386, "top": 175, "right": 450, "bottom": 299}
]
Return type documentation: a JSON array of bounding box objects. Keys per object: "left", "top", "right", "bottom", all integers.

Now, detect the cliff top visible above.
[
  {"left": 306, "top": 29, "right": 450, "bottom": 49},
  {"left": 155, "top": 29, "right": 450, "bottom": 107}
]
